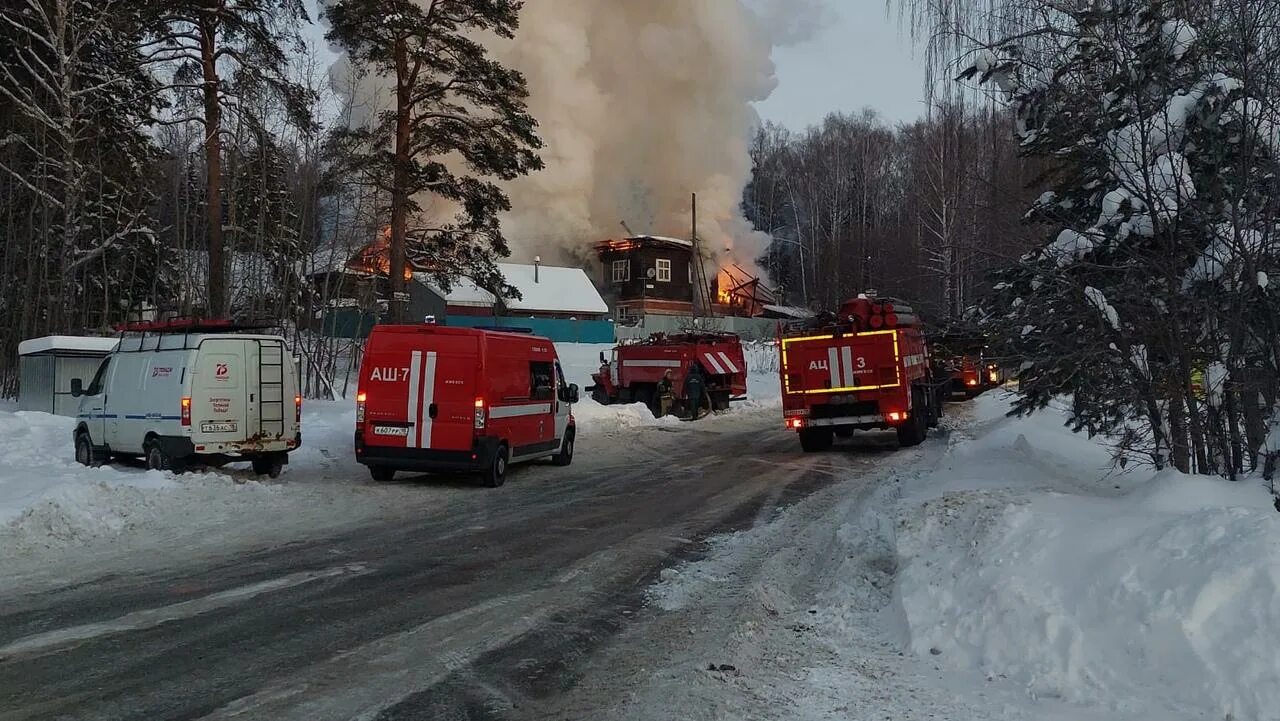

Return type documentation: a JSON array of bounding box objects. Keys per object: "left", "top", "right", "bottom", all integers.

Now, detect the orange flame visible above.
[{"left": 346, "top": 226, "right": 413, "bottom": 280}]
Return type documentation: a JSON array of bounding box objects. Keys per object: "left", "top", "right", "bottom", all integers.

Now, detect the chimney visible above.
[{"left": 534, "top": 255, "right": 541, "bottom": 283}]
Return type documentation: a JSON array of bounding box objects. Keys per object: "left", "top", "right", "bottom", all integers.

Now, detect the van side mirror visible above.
[
  {"left": 70, "top": 378, "right": 84, "bottom": 397},
  {"left": 568, "top": 383, "right": 580, "bottom": 404}
]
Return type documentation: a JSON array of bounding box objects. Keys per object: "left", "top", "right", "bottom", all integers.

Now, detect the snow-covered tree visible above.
[
  {"left": 323, "top": 0, "right": 544, "bottom": 322},
  {"left": 0, "top": 0, "right": 166, "bottom": 380},
  {"left": 962, "top": 0, "right": 1280, "bottom": 475},
  {"left": 140, "top": 0, "right": 313, "bottom": 316}
]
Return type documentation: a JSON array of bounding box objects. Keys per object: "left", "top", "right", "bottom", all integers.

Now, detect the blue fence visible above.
[{"left": 446, "top": 316, "right": 615, "bottom": 343}]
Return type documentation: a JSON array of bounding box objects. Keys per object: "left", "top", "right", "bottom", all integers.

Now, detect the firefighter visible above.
[
  {"left": 657, "top": 369, "right": 675, "bottom": 417},
  {"left": 684, "top": 362, "right": 707, "bottom": 418}
]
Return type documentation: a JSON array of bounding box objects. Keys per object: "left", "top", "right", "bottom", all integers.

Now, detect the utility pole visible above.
[{"left": 690, "top": 193, "right": 715, "bottom": 317}]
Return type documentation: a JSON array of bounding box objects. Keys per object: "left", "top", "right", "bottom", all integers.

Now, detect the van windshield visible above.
[{"left": 86, "top": 357, "right": 111, "bottom": 396}]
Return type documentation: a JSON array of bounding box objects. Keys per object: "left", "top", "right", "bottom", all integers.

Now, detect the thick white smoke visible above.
[
  {"left": 493, "top": 0, "right": 826, "bottom": 274},
  {"left": 326, "top": 1, "right": 827, "bottom": 277}
]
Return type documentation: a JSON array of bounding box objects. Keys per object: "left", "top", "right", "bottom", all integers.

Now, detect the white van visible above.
[{"left": 71, "top": 325, "right": 302, "bottom": 477}]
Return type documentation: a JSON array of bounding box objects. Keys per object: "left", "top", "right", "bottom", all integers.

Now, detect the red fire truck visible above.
[
  {"left": 587, "top": 332, "right": 748, "bottom": 420},
  {"left": 778, "top": 297, "right": 941, "bottom": 451}
]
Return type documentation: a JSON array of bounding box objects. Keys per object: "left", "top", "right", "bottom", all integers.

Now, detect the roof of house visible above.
[
  {"left": 631, "top": 235, "right": 693, "bottom": 247},
  {"left": 418, "top": 263, "right": 609, "bottom": 316},
  {"left": 761, "top": 304, "right": 815, "bottom": 319},
  {"left": 19, "top": 335, "right": 120, "bottom": 356}
]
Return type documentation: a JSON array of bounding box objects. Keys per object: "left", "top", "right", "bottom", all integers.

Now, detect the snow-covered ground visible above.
[
  {"left": 0, "top": 342, "right": 783, "bottom": 586},
  {"left": 895, "top": 393, "right": 1280, "bottom": 720},
  {"left": 639, "top": 390, "right": 1280, "bottom": 720}
]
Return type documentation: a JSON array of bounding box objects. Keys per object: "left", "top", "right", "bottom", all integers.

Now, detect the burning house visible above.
[
  {"left": 712, "top": 263, "right": 776, "bottom": 318},
  {"left": 594, "top": 235, "right": 697, "bottom": 322}
]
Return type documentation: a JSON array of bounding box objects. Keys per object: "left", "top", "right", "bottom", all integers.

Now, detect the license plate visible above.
[
  {"left": 373, "top": 425, "right": 410, "bottom": 437},
  {"left": 201, "top": 421, "right": 237, "bottom": 433}
]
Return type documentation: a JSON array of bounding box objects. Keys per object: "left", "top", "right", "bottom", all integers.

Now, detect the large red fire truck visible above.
[
  {"left": 587, "top": 332, "right": 748, "bottom": 420},
  {"left": 778, "top": 297, "right": 941, "bottom": 451}
]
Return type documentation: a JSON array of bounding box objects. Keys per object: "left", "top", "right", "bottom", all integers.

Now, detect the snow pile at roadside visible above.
[
  {"left": 0, "top": 411, "right": 175, "bottom": 535},
  {"left": 0, "top": 399, "right": 368, "bottom": 555},
  {"left": 895, "top": 394, "right": 1280, "bottom": 720}
]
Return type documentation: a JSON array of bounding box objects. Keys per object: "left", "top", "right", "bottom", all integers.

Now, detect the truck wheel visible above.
[
  {"left": 897, "top": 390, "right": 929, "bottom": 448},
  {"left": 799, "top": 428, "right": 834, "bottom": 452},
  {"left": 145, "top": 440, "right": 183, "bottom": 473},
  {"left": 484, "top": 443, "right": 508, "bottom": 488},
  {"left": 591, "top": 388, "right": 611, "bottom": 405},
  {"left": 552, "top": 430, "right": 575, "bottom": 466},
  {"left": 252, "top": 455, "right": 285, "bottom": 479},
  {"left": 75, "top": 432, "right": 103, "bottom": 467},
  {"left": 369, "top": 465, "right": 396, "bottom": 482}
]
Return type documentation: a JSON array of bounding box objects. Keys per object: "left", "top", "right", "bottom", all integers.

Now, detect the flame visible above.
[
  {"left": 715, "top": 267, "right": 736, "bottom": 306},
  {"left": 346, "top": 226, "right": 413, "bottom": 281},
  {"left": 595, "top": 238, "right": 639, "bottom": 253}
]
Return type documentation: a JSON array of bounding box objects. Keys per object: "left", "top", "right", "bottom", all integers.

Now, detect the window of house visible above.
[
  {"left": 611, "top": 259, "right": 630, "bottom": 283},
  {"left": 656, "top": 258, "right": 672, "bottom": 282}
]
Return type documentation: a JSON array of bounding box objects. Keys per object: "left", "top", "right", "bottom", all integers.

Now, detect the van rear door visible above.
[
  {"left": 192, "top": 339, "right": 248, "bottom": 442},
  {"left": 362, "top": 331, "right": 477, "bottom": 452}
]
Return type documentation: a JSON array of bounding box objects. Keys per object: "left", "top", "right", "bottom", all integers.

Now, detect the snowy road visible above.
[{"left": 0, "top": 409, "right": 912, "bottom": 721}]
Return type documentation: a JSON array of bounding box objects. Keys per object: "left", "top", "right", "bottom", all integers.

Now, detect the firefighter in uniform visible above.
[
  {"left": 657, "top": 369, "right": 675, "bottom": 417},
  {"left": 684, "top": 362, "right": 707, "bottom": 418}
]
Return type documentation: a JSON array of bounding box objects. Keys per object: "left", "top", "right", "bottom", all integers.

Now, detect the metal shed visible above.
[{"left": 18, "top": 336, "right": 120, "bottom": 416}]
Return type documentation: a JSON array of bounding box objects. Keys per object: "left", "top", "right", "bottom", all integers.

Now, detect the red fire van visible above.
[{"left": 354, "top": 325, "right": 579, "bottom": 486}]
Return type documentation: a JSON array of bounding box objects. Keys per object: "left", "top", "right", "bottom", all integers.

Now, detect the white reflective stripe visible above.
[
  {"left": 407, "top": 351, "right": 421, "bottom": 448},
  {"left": 827, "top": 348, "right": 841, "bottom": 387},
  {"left": 624, "top": 360, "right": 681, "bottom": 368},
  {"left": 702, "top": 352, "right": 725, "bottom": 374},
  {"left": 489, "top": 403, "right": 552, "bottom": 419},
  {"left": 841, "top": 347, "right": 855, "bottom": 386},
  {"left": 419, "top": 351, "right": 437, "bottom": 448},
  {"left": 717, "top": 351, "right": 740, "bottom": 374}
]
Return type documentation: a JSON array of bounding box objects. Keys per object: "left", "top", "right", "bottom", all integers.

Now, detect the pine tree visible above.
[
  {"left": 139, "top": 0, "right": 313, "bottom": 317},
  {"left": 324, "top": 0, "right": 543, "bottom": 321},
  {"left": 968, "top": 0, "right": 1280, "bottom": 474}
]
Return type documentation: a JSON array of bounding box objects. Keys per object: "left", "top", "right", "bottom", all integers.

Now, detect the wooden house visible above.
[{"left": 594, "top": 235, "right": 697, "bottom": 321}]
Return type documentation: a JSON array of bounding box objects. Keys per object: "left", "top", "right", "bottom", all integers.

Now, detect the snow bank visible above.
[
  {"left": 0, "top": 411, "right": 174, "bottom": 531},
  {"left": 896, "top": 395, "right": 1280, "bottom": 720},
  {"left": 0, "top": 397, "right": 366, "bottom": 555}
]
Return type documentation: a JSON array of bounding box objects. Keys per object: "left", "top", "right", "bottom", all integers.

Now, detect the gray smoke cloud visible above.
[
  {"left": 327, "top": 1, "right": 827, "bottom": 277},
  {"left": 493, "top": 0, "right": 826, "bottom": 274}
]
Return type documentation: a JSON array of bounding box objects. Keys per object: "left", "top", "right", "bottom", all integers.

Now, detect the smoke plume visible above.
[
  {"left": 327, "top": 1, "right": 826, "bottom": 277},
  {"left": 493, "top": 0, "right": 821, "bottom": 274}
]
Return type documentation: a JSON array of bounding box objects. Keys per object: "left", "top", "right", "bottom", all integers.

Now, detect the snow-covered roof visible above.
[
  {"left": 632, "top": 235, "right": 693, "bottom": 247},
  {"left": 19, "top": 335, "right": 119, "bottom": 356},
  {"left": 761, "top": 304, "right": 815, "bottom": 319},
  {"left": 418, "top": 263, "right": 609, "bottom": 315}
]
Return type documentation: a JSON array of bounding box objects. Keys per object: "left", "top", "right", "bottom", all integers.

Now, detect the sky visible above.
[{"left": 753, "top": 3, "right": 928, "bottom": 130}]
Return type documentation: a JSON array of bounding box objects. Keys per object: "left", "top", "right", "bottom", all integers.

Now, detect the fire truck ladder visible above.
[{"left": 257, "top": 340, "right": 287, "bottom": 438}]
